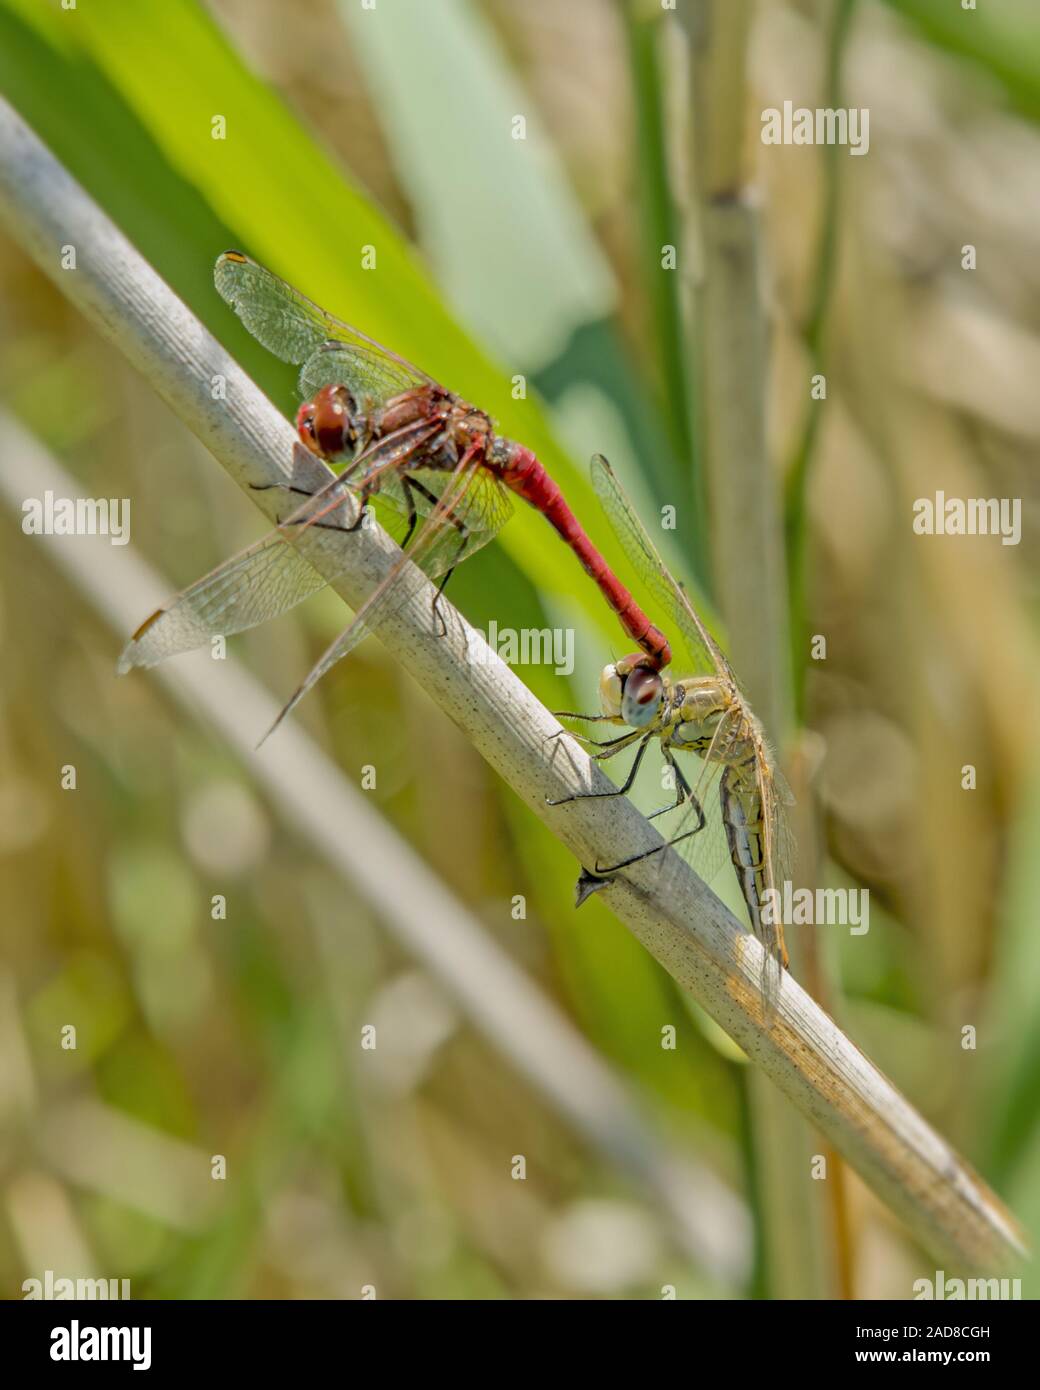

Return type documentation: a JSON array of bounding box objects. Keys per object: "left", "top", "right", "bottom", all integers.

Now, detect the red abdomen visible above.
[{"left": 498, "top": 445, "right": 671, "bottom": 669}]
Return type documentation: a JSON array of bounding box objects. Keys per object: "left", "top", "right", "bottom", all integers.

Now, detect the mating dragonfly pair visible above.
[{"left": 120, "top": 253, "right": 793, "bottom": 974}]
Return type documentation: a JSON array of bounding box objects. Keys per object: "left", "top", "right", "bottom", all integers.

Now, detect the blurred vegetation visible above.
[{"left": 0, "top": 0, "right": 1038, "bottom": 1299}]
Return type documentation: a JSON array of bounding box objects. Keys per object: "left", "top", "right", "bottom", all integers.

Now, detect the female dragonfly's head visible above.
[
  {"left": 599, "top": 654, "right": 665, "bottom": 729},
  {"left": 296, "top": 384, "right": 361, "bottom": 461}
]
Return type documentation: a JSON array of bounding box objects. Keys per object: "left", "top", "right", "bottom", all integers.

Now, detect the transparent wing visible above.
[
  {"left": 651, "top": 748, "right": 793, "bottom": 1007},
  {"left": 251, "top": 414, "right": 446, "bottom": 571},
  {"left": 656, "top": 754, "right": 734, "bottom": 894},
  {"left": 118, "top": 531, "right": 332, "bottom": 671},
  {"left": 722, "top": 762, "right": 794, "bottom": 990},
  {"left": 264, "top": 461, "right": 513, "bottom": 736},
  {"left": 215, "top": 251, "right": 431, "bottom": 407},
  {"left": 758, "top": 757, "right": 797, "bottom": 928},
  {"left": 589, "top": 454, "right": 797, "bottom": 985},
  {"left": 298, "top": 340, "right": 432, "bottom": 414},
  {"left": 574, "top": 724, "right": 733, "bottom": 898},
  {"left": 118, "top": 418, "right": 447, "bottom": 671},
  {"left": 650, "top": 707, "right": 749, "bottom": 895},
  {"left": 116, "top": 475, "right": 449, "bottom": 673},
  {"left": 590, "top": 453, "right": 729, "bottom": 680},
  {"left": 616, "top": 709, "right": 785, "bottom": 929}
]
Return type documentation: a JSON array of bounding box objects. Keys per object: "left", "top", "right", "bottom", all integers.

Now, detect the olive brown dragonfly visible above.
[{"left": 550, "top": 455, "right": 795, "bottom": 978}]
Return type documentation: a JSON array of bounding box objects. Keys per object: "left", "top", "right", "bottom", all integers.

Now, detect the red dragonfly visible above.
[{"left": 120, "top": 252, "right": 671, "bottom": 729}]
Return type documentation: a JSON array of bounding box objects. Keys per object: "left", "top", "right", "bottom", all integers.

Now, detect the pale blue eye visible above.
[{"left": 621, "top": 668, "right": 663, "bottom": 728}]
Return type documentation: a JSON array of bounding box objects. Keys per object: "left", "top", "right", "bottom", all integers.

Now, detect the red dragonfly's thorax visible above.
[
  {"left": 375, "top": 384, "right": 451, "bottom": 438},
  {"left": 299, "top": 382, "right": 498, "bottom": 475},
  {"left": 440, "top": 399, "right": 495, "bottom": 465}
]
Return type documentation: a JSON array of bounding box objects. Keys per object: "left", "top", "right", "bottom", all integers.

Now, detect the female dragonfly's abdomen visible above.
[{"left": 719, "top": 765, "right": 787, "bottom": 968}]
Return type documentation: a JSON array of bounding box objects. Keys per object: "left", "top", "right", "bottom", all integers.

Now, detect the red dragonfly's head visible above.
[{"left": 296, "top": 384, "right": 359, "bottom": 460}]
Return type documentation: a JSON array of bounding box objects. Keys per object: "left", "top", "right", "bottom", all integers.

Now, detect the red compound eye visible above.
[
  {"left": 296, "top": 385, "right": 356, "bottom": 459},
  {"left": 295, "top": 400, "right": 319, "bottom": 455}
]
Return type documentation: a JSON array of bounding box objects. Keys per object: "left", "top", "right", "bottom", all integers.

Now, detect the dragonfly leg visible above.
[
  {"left": 398, "top": 474, "right": 431, "bottom": 551},
  {"left": 432, "top": 558, "right": 462, "bottom": 636},
  {"left": 591, "top": 731, "right": 647, "bottom": 758},
  {"left": 590, "top": 827, "right": 699, "bottom": 876},
  {"left": 548, "top": 708, "right": 645, "bottom": 761},
  {"left": 547, "top": 711, "right": 624, "bottom": 748},
  {"left": 548, "top": 729, "right": 629, "bottom": 753},
  {"left": 591, "top": 808, "right": 706, "bottom": 873},
  {"left": 644, "top": 748, "right": 702, "bottom": 823},
  {"left": 421, "top": 451, "right": 480, "bottom": 637},
  {"left": 590, "top": 751, "right": 708, "bottom": 874},
  {"left": 250, "top": 455, "right": 362, "bottom": 495},
  {"left": 401, "top": 472, "right": 467, "bottom": 633},
  {"left": 245, "top": 479, "right": 359, "bottom": 533},
  {"left": 547, "top": 732, "right": 652, "bottom": 806}
]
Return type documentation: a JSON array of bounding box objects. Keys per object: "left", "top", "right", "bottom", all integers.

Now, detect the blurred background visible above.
[{"left": 1, "top": 0, "right": 1038, "bottom": 1300}]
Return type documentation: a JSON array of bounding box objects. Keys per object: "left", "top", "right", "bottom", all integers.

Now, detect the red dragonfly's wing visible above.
[
  {"left": 119, "top": 423, "right": 443, "bottom": 671},
  {"left": 589, "top": 454, "right": 728, "bottom": 680},
  {"left": 263, "top": 460, "right": 513, "bottom": 738},
  {"left": 118, "top": 530, "right": 331, "bottom": 672},
  {"left": 215, "top": 251, "right": 432, "bottom": 408}
]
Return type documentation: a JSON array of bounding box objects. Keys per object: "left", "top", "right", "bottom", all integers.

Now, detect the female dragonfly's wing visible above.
[
  {"left": 717, "top": 759, "right": 794, "bottom": 1007},
  {"left": 649, "top": 707, "right": 745, "bottom": 892},
  {"left": 643, "top": 731, "right": 791, "bottom": 1008},
  {"left": 678, "top": 721, "right": 795, "bottom": 981},
  {"left": 119, "top": 424, "right": 445, "bottom": 672},
  {"left": 590, "top": 454, "right": 729, "bottom": 680},
  {"left": 755, "top": 755, "right": 797, "bottom": 960},
  {"left": 657, "top": 757, "right": 734, "bottom": 895},
  {"left": 264, "top": 460, "right": 513, "bottom": 738},
  {"left": 214, "top": 251, "right": 432, "bottom": 407}
]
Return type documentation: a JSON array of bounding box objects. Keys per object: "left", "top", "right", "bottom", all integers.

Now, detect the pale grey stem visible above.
[{"left": 0, "top": 97, "right": 1025, "bottom": 1274}]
